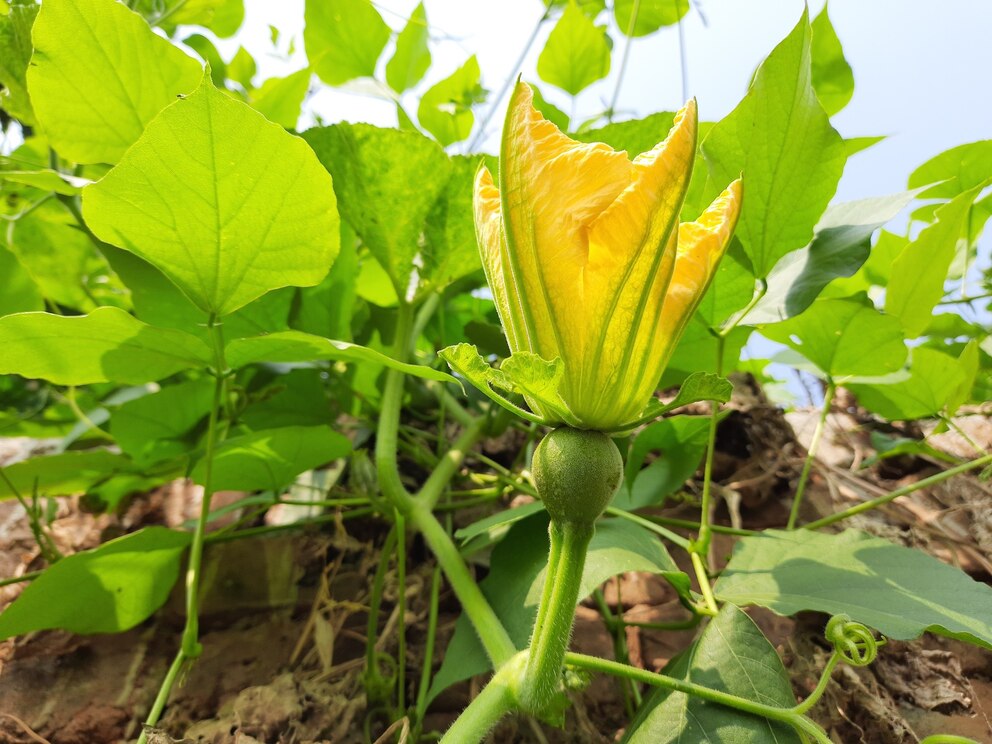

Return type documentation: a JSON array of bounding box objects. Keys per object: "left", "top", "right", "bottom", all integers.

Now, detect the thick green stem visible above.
[
  {"left": 803, "top": 453, "right": 992, "bottom": 531},
  {"left": 788, "top": 379, "right": 835, "bottom": 529},
  {"left": 376, "top": 304, "right": 416, "bottom": 514},
  {"left": 409, "top": 502, "right": 516, "bottom": 666},
  {"left": 417, "top": 415, "right": 487, "bottom": 510},
  {"left": 519, "top": 519, "right": 595, "bottom": 716}
]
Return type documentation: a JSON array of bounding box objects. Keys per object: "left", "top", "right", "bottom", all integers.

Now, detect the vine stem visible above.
[
  {"left": 440, "top": 655, "right": 524, "bottom": 743},
  {"left": 375, "top": 301, "right": 515, "bottom": 668},
  {"left": 564, "top": 652, "right": 833, "bottom": 744},
  {"left": 803, "top": 452, "right": 992, "bottom": 531},
  {"left": 138, "top": 315, "right": 228, "bottom": 743},
  {"left": 787, "top": 378, "right": 836, "bottom": 529}
]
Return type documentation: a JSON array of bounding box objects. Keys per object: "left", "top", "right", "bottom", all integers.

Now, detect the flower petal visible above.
[
  {"left": 499, "top": 81, "right": 632, "bottom": 368},
  {"left": 576, "top": 101, "right": 699, "bottom": 425},
  {"left": 654, "top": 178, "right": 744, "bottom": 367},
  {"left": 474, "top": 164, "right": 526, "bottom": 352}
]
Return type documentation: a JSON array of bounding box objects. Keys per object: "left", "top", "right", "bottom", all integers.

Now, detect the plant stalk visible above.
[{"left": 787, "top": 379, "right": 835, "bottom": 529}]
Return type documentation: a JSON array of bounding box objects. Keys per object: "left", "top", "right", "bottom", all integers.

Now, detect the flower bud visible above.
[{"left": 532, "top": 427, "right": 622, "bottom": 525}]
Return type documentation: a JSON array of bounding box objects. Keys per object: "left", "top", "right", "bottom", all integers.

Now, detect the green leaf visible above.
[
  {"left": 6, "top": 200, "right": 110, "bottom": 311},
  {"left": 1, "top": 168, "right": 88, "bottom": 195},
  {"left": 241, "top": 368, "right": 332, "bottom": 430},
  {"left": 83, "top": 76, "right": 339, "bottom": 317},
  {"left": 662, "top": 317, "right": 751, "bottom": 387},
  {"left": 615, "top": 415, "right": 715, "bottom": 510},
  {"left": 0, "top": 527, "right": 190, "bottom": 639},
  {"left": 418, "top": 55, "right": 485, "bottom": 146},
  {"left": 613, "top": 0, "right": 689, "bottom": 37},
  {"left": 695, "top": 241, "right": 758, "bottom": 328},
  {"left": 191, "top": 425, "right": 352, "bottom": 492},
  {"left": 0, "top": 245, "right": 43, "bottom": 315},
  {"left": 576, "top": 111, "right": 677, "bottom": 155},
  {"left": 529, "top": 85, "right": 570, "bottom": 132},
  {"left": 810, "top": 2, "right": 854, "bottom": 116},
  {"left": 430, "top": 514, "right": 688, "bottom": 699},
  {"left": 303, "top": 123, "right": 450, "bottom": 292},
  {"left": 537, "top": 2, "right": 611, "bottom": 96},
  {"left": 250, "top": 67, "right": 311, "bottom": 129},
  {"left": 183, "top": 33, "right": 227, "bottom": 86},
  {"left": 27, "top": 0, "right": 202, "bottom": 164},
  {"left": 304, "top": 0, "right": 390, "bottom": 86},
  {"left": 228, "top": 46, "right": 256, "bottom": 89},
  {"left": 386, "top": 2, "right": 431, "bottom": 93},
  {"left": 98, "top": 247, "right": 293, "bottom": 341},
  {"left": 886, "top": 185, "right": 984, "bottom": 337},
  {"left": 0, "top": 1, "right": 38, "bottom": 123},
  {"left": 110, "top": 378, "right": 215, "bottom": 466},
  {"left": 421, "top": 155, "right": 483, "bottom": 290},
  {"left": 702, "top": 8, "right": 846, "bottom": 277},
  {"left": 0, "top": 449, "right": 130, "bottom": 501},
  {"left": 624, "top": 604, "right": 801, "bottom": 743},
  {"left": 633, "top": 372, "right": 734, "bottom": 425},
  {"left": 0, "top": 307, "right": 212, "bottom": 385},
  {"left": 291, "top": 228, "right": 358, "bottom": 340},
  {"left": 761, "top": 296, "right": 906, "bottom": 380},
  {"left": 225, "top": 330, "right": 458, "bottom": 384},
  {"left": 848, "top": 346, "right": 966, "bottom": 421},
  {"left": 744, "top": 190, "right": 919, "bottom": 324},
  {"left": 438, "top": 343, "right": 570, "bottom": 424},
  {"left": 844, "top": 135, "right": 885, "bottom": 157},
  {"left": 908, "top": 140, "right": 992, "bottom": 198},
  {"left": 454, "top": 501, "right": 547, "bottom": 544},
  {"left": 140, "top": 0, "right": 244, "bottom": 37},
  {"left": 715, "top": 528, "right": 992, "bottom": 650}
]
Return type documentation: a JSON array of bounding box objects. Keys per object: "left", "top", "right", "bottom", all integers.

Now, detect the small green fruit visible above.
[{"left": 532, "top": 427, "right": 622, "bottom": 525}]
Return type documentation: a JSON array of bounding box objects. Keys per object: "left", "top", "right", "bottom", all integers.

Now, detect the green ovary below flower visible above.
[{"left": 474, "top": 81, "right": 742, "bottom": 431}]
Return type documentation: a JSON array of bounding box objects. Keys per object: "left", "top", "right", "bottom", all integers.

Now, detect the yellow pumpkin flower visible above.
[{"left": 474, "top": 82, "right": 742, "bottom": 431}]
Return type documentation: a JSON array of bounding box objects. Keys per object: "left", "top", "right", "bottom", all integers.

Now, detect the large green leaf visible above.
[
  {"left": 848, "top": 346, "right": 967, "bottom": 420},
  {"left": 191, "top": 425, "right": 352, "bottom": 492},
  {"left": 624, "top": 604, "right": 801, "bottom": 743},
  {"left": 715, "top": 529, "right": 992, "bottom": 650},
  {"left": 27, "top": 0, "right": 202, "bottom": 164},
  {"left": 613, "top": 0, "right": 688, "bottom": 36},
  {"left": 614, "top": 415, "right": 715, "bottom": 510},
  {"left": 702, "top": 9, "right": 846, "bottom": 277},
  {"left": 421, "top": 155, "right": 483, "bottom": 290},
  {"left": 417, "top": 55, "right": 485, "bottom": 146},
  {"left": 0, "top": 1, "right": 38, "bottom": 123},
  {"left": 6, "top": 200, "right": 109, "bottom": 311},
  {"left": 0, "top": 246, "right": 43, "bottom": 315},
  {"left": 303, "top": 123, "right": 450, "bottom": 292},
  {"left": 744, "top": 190, "right": 919, "bottom": 324},
  {"left": 0, "top": 307, "right": 212, "bottom": 385},
  {"left": 810, "top": 2, "right": 854, "bottom": 116},
  {"left": 0, "top": 527, "right": 190, "bottom": 639},
  {"left": 304, "top": 0, "right": 390, "bottom": 86},
  {"left": 250, "top": 67, "right": 311, "bottom": 129},
  {"left": 537, "top": 2, "right": 611, "bottom": 96},
  {"left": 429, "top": 514, "right": 689, "bottom": 699},
  {"left": 98, "top": 246, "right": 293, "bottom": 341},
  {"left": 908, "top": 140, "right": 992, "bottom": 198},
  {"left": 137, "top": 0, "right": 244, "bottom": 37},
  {"left": 886, "top": 185, "right": 984, "bottom": 337},
  {"left": 83, "top": 77, "right": 339, "bottom": 317},
  {"left": 110, "top": 378, "right": 215, "bottom": 466},
  {"left": 695, "top": 242, "right": 758, "bottom": 328},
  {"left": 0, "top": 449, "right": 130, "bottom": 501},
  {"left": 225, "top": 330, "right": 457, "bottom": 384},
  {"left": 761, "top": 296, "right": 906, "bottom": 380},
  {"left": 386, "top": 2, "right": 431, "bottom": 93},
  {"left": 576, "top": 111, "right": 677, "bottom": 156}
]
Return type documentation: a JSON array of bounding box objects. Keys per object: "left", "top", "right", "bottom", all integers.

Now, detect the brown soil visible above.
[{"left": 1, "top": 385, "right": 990, "bottom": 744}]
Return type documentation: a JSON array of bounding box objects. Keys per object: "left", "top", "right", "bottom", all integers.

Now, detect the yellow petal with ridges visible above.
[
  {"left": 655, "top": 178, "right": 744, "bottom": 368},
  {"left": 575, "top": 101, "right": 699, "bottom": 426},
  {"left": 500, "top": 81, "right": 632, "bottom": 368},
  {"left": 474, "top": 165, "right": 524, "bottom": 351}
]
